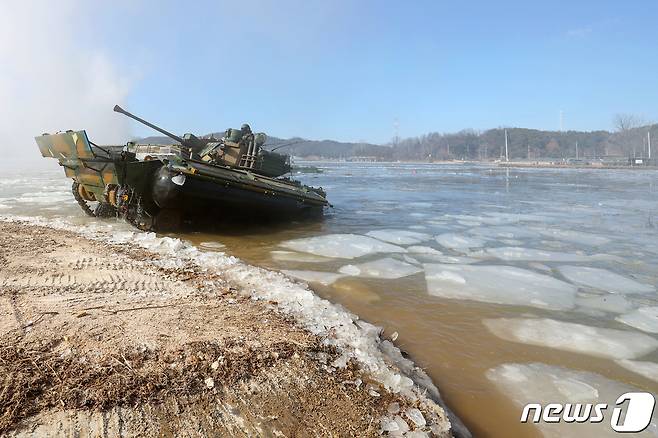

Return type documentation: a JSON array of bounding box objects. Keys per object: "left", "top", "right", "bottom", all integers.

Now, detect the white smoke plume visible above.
[{"left": 0, "top": 1, "right": 133, "bottom": 170}]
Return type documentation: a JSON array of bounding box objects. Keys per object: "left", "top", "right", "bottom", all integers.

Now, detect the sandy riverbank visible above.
[{"left": 0, "top": 221, "right": 459, "bottom": 437}]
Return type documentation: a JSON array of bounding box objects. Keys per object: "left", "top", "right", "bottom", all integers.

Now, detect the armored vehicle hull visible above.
[{"left": 36, "top": 130, "right": 328, "bottom": 231}]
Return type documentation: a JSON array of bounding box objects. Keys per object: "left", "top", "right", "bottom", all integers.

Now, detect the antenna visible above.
[{"left": 559, "top": 110, "right": 564, "bottom": 131}]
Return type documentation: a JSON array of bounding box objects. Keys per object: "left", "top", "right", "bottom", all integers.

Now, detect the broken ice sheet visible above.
[
  {"left": 338, "top": 257, "right": 423, "bottom": 279},
  {"left": 487, "top": 363, "right": 658, "bottom": 438},
  {"left": 270, "top": 250, "right": 332, "bottom": 263},
  {"left": 424, "top": 264, "right": 577, "bottom": 310},
  {"left": 558, "top": 266, "right": 655, "bottom": 294},
  {"left": 617, "top": 307, "right": 658, "bottom": 334},
  {"left": 281, "top": 270, "right": 345, "bottom": 286},
  {"left": 616, "top": 359, "right": 658, "bottom": 383},
  {"left": 483, "top": 317, "right": 658, "bottom": 360},
  {"left": 575, "top": 294, "right": 633, "bottom": 314},
  {"left": 435, "top": 233, "right": 487, "bottom": 251},
  {"left": 416, "top": 253, "right": 480, "bottom": 264},
  {"left": 467, "top": 225, "right": 536, "bottom": 240},
  {"left": 407, "top": 245, "right": 443, "bottom": 255},
  {"left": 539, "top": 228, "right": 611, "bottom": 246},
  {"left": 280, "top": 234, "right": 406, "bottom": 259},
  {"left": 366, "top": 229, "right": 432, "bottom": 245},
  {"left": 485, "top": 246, "right": 590, "bottom": 262}
]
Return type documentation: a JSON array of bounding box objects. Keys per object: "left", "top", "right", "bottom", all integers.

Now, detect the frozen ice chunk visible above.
[
  {"left": 558, "top": 266, "right": 655, "bottom": 294},
  {"left": 281, "top": 270, "right": 345, "bottom": 286},
  {"left": 539, "top": 228, "right": 611, "bottom": 246},
  {"left": 366, "top": 229, "right": 432, "bottom": 245},
  {"left": 483, "top": 317, "right": 658, "bottom": 359},
  {"left": 487, "top": 362, "right": 658, "bottom": 438},
  {"left": 405, "top": 408, "right": 426, "bottom": 427},
  {"left": 424, "top": 264, "right": 577, "bottom": 310},
  {"left": 468, "top": 225, "right": 536, "bottom": 240},
  {"left": 617, "top": 359, "right": 658, "bottom": 383},
  {"left": 419, "top": 254, "right": 480, "bottom": 264},
  {"left": 270, "top": 250, "right": 332, "bottom": 263},
  {"left": 617, "top": 307, "right": 658, "bottom": 334},
  {"left": 281, "top": 234, "right": 406, "bottom": 259},
  {"left": 575, "top": 294, "right": 633, "bottom": 314},
  {"left": 435, "top": 233, "right": 487, "bottom": 250},
  {"left": 402, "top": 255, "right": 421, "bottom": 265},
  {"left": 407, "top": 245, "right": 443, "bottom": 255},
  {"left": 483, "top": 212, "right": 547, "bottom": 223},
  {"left": 339, "top": 258, "right": 422, "bottom": 279},
  {"left": 486, "top": 247, "right": 590, "bottom": 262}
]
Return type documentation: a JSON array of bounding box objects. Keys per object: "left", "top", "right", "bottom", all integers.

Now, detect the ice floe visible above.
[
  {"left": 558, "top": 266, "right": 655, "bottom": 294},
  {"left": 485, "top": 247, "right": 590, "bottom": 262},
  {"left": 281, "top": 234, "right": 406, "bottom": 259},
  {"left": 467, "top": 225, "right": 536, "bottom": 240},
  {"left": 270, "top": 250, "right": 332, "bottom": 263},
  {"left": 617, "top": 359, "right": 658, "bottom": 383},
  {"left": 424, "top": 264, "right": 577, "bottom": 310},
  {"left": 617, "top": 307, "right": 658, "bottom": 334},
  {"left": 434, "top": 233, "right": 487, "bottom": 251},
  {"left": 417, "top": 254, "right": 480, "bottom": 264},
  {"left": 366, "top": 229, "right": 432, "bottom": 245},
  {"left": 407, "top": 245, "right": 443, "bottom": 255},
  {"left": 280, "top": 270, "right": 345, "bottom": 286},
  {"left": 483, "top": 318, "right": 658, "bottom": 360},
  {"left": 338, "top": 257, "right": 423, "bottom": 279},
  {"left": 487, "top": 362, "right": 658, "bottom": 438},
  {"left": 575, "top": 294, "right": 633, "bottom": 314},
  {"left": 539, "top": 228, "right": 611, "bottom": 246}
]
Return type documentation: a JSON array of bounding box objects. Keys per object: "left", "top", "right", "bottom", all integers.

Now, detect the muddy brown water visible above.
[{"left": 181, "top": 227, "right": 657, "bottom": 438}]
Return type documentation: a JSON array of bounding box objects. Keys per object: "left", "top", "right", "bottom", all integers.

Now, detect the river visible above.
[{"left": 2, "top": 161, "right": 658, "bottom": 437}]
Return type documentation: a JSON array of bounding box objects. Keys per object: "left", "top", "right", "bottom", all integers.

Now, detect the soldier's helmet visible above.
[{"left": 241, "top": 123, "right": 252, "bottom": 134}]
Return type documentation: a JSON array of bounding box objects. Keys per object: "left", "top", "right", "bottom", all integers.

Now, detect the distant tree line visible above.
[
  {"left": 139, "top": 115, "right": 657, "bottom": 161},
  {"left": 276, "top": 119, "right": 657, "bottom": 161}
]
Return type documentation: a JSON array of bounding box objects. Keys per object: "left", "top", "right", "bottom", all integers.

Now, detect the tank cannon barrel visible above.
[{"left": 113, "top": 105, "right": 185, "bottom": 145}]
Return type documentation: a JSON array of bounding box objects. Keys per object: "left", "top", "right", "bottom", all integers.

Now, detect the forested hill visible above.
[{"left": 137, "top": 123, "right": 658, "bottom": 161}]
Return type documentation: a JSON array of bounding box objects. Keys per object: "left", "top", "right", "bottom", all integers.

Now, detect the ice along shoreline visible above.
[{"left": 0, "top": 217, "right": 469, "bottom": 437}]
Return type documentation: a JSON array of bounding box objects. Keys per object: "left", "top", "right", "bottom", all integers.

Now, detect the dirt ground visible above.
[{"left": 0, "top": 221, "right": 452, "bottom": 437}]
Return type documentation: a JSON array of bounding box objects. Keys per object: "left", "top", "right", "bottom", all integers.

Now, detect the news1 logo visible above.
[{"left": 520, "top": 392, "right": 656, "bottom": 432}]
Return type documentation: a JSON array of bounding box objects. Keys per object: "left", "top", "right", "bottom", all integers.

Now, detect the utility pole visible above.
[
  {"left": 527, "top": 143, "right": 530, "bottom": 159},
  {"left": 649, "top": 131, "right": 652, "bottom": 159},
  {"left": 576, "top": 141, "right": 579, "bottom": 159},
  {"left": 504, "top": 129, "right": 509, "bottom": 162}
]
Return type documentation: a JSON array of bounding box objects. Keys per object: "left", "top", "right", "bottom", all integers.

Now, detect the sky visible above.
[{"left": 1, "top": 0, "right": 657, "bottom": 167}]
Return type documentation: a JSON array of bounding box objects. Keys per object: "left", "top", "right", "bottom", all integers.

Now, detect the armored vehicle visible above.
[{"left": 35, "top": 105, "right": 329, "bottom": 230}]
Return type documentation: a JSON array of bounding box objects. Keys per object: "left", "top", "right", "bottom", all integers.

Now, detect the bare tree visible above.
[
  {"left": 614, "top": 113, "right": 644, "bottom": 132},
  {"left": 613, "top": 114, "right": 646, "bottom": 156}
]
